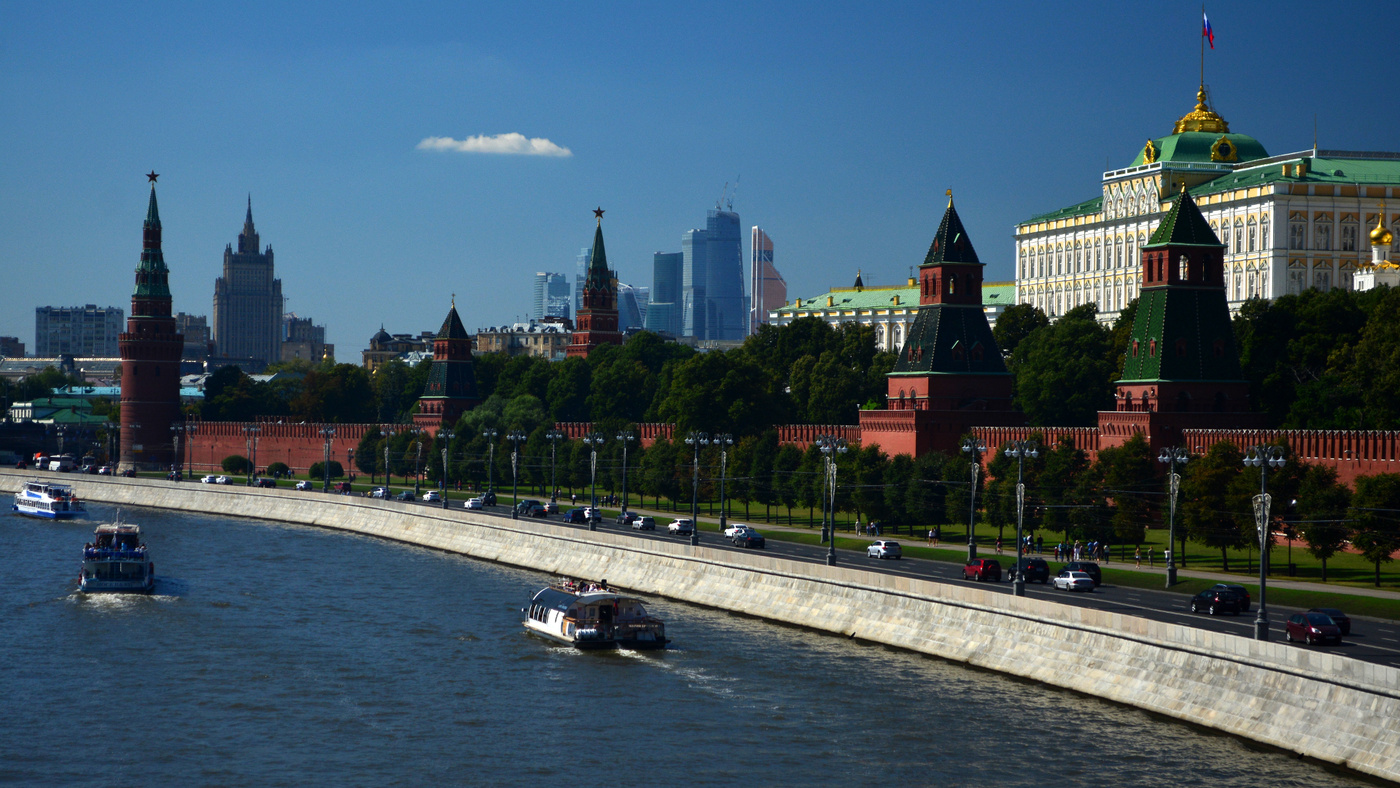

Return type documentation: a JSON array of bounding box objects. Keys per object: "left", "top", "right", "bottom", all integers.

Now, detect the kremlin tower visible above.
[
  {"left": 413, "top": 299, "right": 481, "bottom": 433},
  {"left": 567, "top": 208, "right": 623, "bottom": 359}
]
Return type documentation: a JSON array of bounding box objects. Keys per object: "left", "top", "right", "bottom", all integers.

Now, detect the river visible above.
[{"left": 0, "top": 504, "right": 1373, "bottom": 786}]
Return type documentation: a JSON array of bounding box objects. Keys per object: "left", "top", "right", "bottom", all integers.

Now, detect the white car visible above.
[
  {"left": 668, "top": 518, "right": 695, "bottom": 536},
  {"left": 295, "top": 480, "right": 313, "bottom": 491},
  {"left": 422, "top": 490, "right": 442, "bottom": 502},
  {"left": 724, "top": 523, "right": 753, "bottom": 538},
  {"left": 201, "top": 475, "right": 217, "bottom": 484},
  {"left": 1053, "top": 570, "right": 1095, "bottom": 592},
  {"left": 369, "top": 487, "right": 388, "bottom": 499},
  {"left": 97, "top": 466, "right": 113, "bottom": 475},
  {"left": 867, "top": 540, "right": 902, "bottom": 559},
  {"left": 464, "top": 497, "right": 484, "bottom": 510},
  {"left": 215, "top": 475, "right": 232, "bottom": 485}
]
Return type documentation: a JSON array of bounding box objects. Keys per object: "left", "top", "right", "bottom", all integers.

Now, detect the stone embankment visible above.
[{"left": 22, "top": 469, "right": 1400, "bottom": 783}]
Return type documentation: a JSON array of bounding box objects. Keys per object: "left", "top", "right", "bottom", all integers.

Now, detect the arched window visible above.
[
  {"left": 1178, "top": 254, "right": 1189, "bottom": 280},
  {"left": 1247, "top": 219, "right": 1257, "bottom": 252},
  {"left": 1095, "top": 240, "right": 1102, "bottom": 270}
]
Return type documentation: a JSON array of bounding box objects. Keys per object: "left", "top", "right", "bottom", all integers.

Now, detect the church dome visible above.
[
  {"left": 371, "top": 326, "right": 392, "bottom": 346},
  {"left": 1173, "top": 87, "right": 1230, "bottom": 134},
  {"left": 1372, "top": 214, "right": 1394, "bottom": 247},
  {"left": 1128, "top": 87, "right": 1268, "bottom": 168}
]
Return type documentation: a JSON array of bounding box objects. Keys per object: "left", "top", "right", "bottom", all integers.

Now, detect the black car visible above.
[
  {"left": 395, "top": 490, "right": 415, "bottom": 501},
  {"left": 255, "top": 478, "right": 277, "bottom": 488},
  {"left": 1063, "top": 561, "right": 1102, "bottom": 587},
  {"left": 1189, "top": 588, "right": 1243, "bottom": 615},
  {"left": 732, "top": 531, "right": 766, "bottom": 549},
  {"left": 480, "top": 491, "right": 497, "bottom": 506},
  {"left": 563, "top": 508, "right": 588, "bottom": 524},
  {"left": 515, "top": 499, "right": 545, "bottom": 516},
  {"left": 1211, "top": 584, "right": 1251, "bottom": 612},
  {"left": 1007, "top": 557, "right": 1050, "bottom": 583},
  {"left": 1309, "top": 607, "right": 1351, "bottom": 636}
]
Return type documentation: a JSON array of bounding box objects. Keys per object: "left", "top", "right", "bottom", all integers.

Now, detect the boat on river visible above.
[
  {"left": 523, "top": 580, "right": 668, "bottom": 650},
  {"left": 12, "top": 480, "right": 87, "bottom": 519},
  {"left": 79, "top": 519, "right": 154, "bottom": 594}
]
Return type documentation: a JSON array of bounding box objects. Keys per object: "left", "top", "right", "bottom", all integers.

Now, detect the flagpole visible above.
[{"left": 1200, "top": 4, "right": 1205, "bottom": 90}]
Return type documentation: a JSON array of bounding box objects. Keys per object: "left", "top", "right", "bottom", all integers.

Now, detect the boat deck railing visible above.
[{"left": 84, "top": 548, "right": 147, "bottom": 560}]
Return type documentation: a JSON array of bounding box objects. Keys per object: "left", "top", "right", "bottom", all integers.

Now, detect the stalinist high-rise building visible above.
[{"left": 212, "top": 198, "right": 282, "bottom": 368}]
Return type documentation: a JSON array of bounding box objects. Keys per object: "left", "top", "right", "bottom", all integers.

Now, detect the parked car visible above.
[
  {"left": 255, "top": 478, "right": 277, "bottom": 488},
  {"left": 295, "top": 480, "right": 313, "bottom": 491},
  {"left": 963, "top": 559, "right": 1002, "bottom": 582},
  {"left": 335, "top": 482, "right": 353, "bottom": 493},
  {"left": 1286, "top": 612, "right": 1343, "bottom": 645},
  {"left": 668, "top": 518, "right": 695, "bottom": 536},
  {"left": 369, "top": 487, "right": 388, "bottom": 499},
  {"left": 1211, "top": 583, "right": 1251, "bottom": 612},
  {"left": 1052, "top": 570, "right": 1095, "bottom": 592},
  {"left": 97, "top": 465, "right": 112, "bottom": 475},
  {"left": 584, "top": 506, "right": 601, "bottom": 522},
  {"left": 563, "top": 508, "right": 588, "bottom": 524},
  {"left": 515, "top": 499, "right": 543, "bottom": 515},
  {"left": 632, "top": 516, "right": 656, "bottom": 531},
  {"left": 544, "top": 501, "right": 560, "bottom": 514},
  {"left": 422, "top": 490, "right": 442, "bottom": 502},
  {"left": 479, "top": 491, "right": 497, "bottom": 506},
  {"left": 867, "top": 540, "right": 902, "bottom": 559},
  {"left": 464, "top": 497, "right": 484, "bottom": 510},
  {"left": 724, "top": 523, "right": 752, "bottom": 539},
  {"left": 1308, "top": 608, "right": 1351, "bottom": 636},
  {"left": 202, "top": 475, "right": 218, "bottom": 484},
  {"left": 119, "top": 468, "right": 136, "bottom": 477},
  {"left": 395, "top": 490, "right": 415, "bottom": 501},
  {"left": 732, "top": 530, "right": 766, "bottom": 549},
  {"left": 1189, "top": 588, "right": 1243, "bottom": 616},
  {"left": 215, "top": 475, "right": 232, "bottom": 485},
  {"left": 81, "top": 464, "right": 98, "bottom": 474},
  {"left": 1007, "top": 557, "right": 1050, "bottom": 583},
  {"left": 1063, "top": 561, "right": 1102, "bottom": 587},
  {"left": 616, "top": 512, "right": 638, "bottom": 525}
]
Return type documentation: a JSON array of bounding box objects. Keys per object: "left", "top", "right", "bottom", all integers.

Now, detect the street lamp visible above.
[
  {"left": 243, "top": 425, "right": 261, "bottom": 485},
  {"left": 545, "top": 429, "right": 565, "bottom": 502},
  {"left": 411, "top": 429, "right": 425, "bottom": 497},
  {"left": 320, "top": 427, "right": 336, "bottom": 492},
  {"left": 508, "top": 430, "right": 527, "bottom": 519},
  {"left": 439, "top": 430, "right": 455, "bottom": 509},
  {"left": 713, "top": 433, "right": 734, "bottom": 531},
  {"left": 816, "top": 434, "right": 848, "bottom": 567},
  {"left": 382, "top": 428, "right": 397, "bottom": 493},
  {"left": 582, "top": 432, "right": 606, "bottom": 531},
  {"left": 185, "top": 423, "right": 196, "bottom": 477},
  {"left": 1004, "top": 440, "right": 1039, "bottom": 597},
  {"left": 1243, "top": 445, "right": 1286, "bottom": 641},
  {"left": 685, "top": 431, "right": 709, "bottom": 546},
  {"left": 169, "top": 423, "right": 182, "bottom": 480},
  {"left": 1158, "top": 447, "right": 1190, "bottom": 587},
  {"left": 482, "top": 428, "right": 498, "bottom": 501},
  {"left": 961, "top": 438, "right": 988, "bottom": 561},
  {"left": 616, "top": 430, "right": 637, "bottom": 516}
]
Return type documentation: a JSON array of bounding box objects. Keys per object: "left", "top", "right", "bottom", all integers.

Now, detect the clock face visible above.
[{"left": 1219, "top": 142, "right": 1232, "bottom": 157}]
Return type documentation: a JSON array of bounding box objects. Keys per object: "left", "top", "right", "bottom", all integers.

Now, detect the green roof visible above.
[
  {"left": 584, "top": 221, "right": 611, "bottom": 290},
  {"left": 1119, "top": 287, "right": 1243, "bottom": 384},
  {"left": 1144, "top": 188, "right": 1222, "bottom": 249},
  {"left": 890, "top": 303, "right": 1008, "bottom": 376},
  {"left": 1025, "top": 195, "right": 1104, "bottom": 225},
  {"left": 776, "top": 281, "right": 1016, "bottom": 314},
  {"left": 982, "top": 282, "right": 1015, "bottom": 304},
  {"left": 1190, "top": 155, "right": 1400, "bottom": 196},
  {"left": 436, "top": 305, "right": 468, "bottom": 340},
  {"left": 1128, "top": 131, "right": 1269, "bottom": 168},
  {"left": 923, "top": 198, "right": 980, "bottom": 265}
]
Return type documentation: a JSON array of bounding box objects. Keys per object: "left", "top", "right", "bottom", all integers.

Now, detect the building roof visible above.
[
  {"left": 1025, "top": 195, "right": 1104, "bottom": 224},
  {"left": 1129, "top": 131, "right": 1269, "bottom": 168},
  {"left": 584, "top": 217, "right": 612, "bottom": 290},
  {"left": 436, "top": 305, "right": 468, "bottom": 340},
  {"left": 1119, "top": 287, "right": 1243, "bottom": 384},
  {"left": 889, "top": 303, "right": 1009, "bottom": 376},
  {"left": 923, "top": 196, "right": 981, "bottom": 265},
  {"left": 774, "top": 281, "right": 1012, "bottom": 315},
  {"left": 1144, "top": 187, "right": 1223, "bottom": 249}
]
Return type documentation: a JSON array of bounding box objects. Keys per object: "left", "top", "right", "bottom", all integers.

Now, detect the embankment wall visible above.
[{"left": 21, "top": 468, "right": 1400, "bottom": 784}]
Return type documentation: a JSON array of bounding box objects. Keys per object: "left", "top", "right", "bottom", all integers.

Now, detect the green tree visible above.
[
  {"left": 308, "top": 460, "right": 345, "bottom": 479},
  {"left": 221, "top": 454, "right": 251, "bottom": 474},
  {"left": 1295, "top": 464, "right": 1352, "bottom": 581},
  {"left": 265, "top": 461, "right": 290, "bottom": 478},
  {"left": 546, "top": 358, "right": 591, "bottom": 422},
  {"left": 1009, "top": 304, "right": 1116, "bottom": 426},
  {"left": 356, "top": 427, "right": 383, "bottom": 480},
  {"left": 1348, "top": 473, "right": 1400, "bottom": 586},
  {"left": 1095, "top": 433, "right": 1154, "bottom": 546},
  {"left": 1180, "top": 441, "right": 1247, "bottom": 570},
  {"left": 773, "top": 444, "right": 803, "bottom": 526},
  {"left": 991, "top": 303, "right": 1049, "bottom": 359},
  {"left": 294, "top": 364, "right": 376, "bottom": 423}
]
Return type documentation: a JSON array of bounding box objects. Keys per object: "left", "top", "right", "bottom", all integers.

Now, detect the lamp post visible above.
[
  {"left": 508, "top": 430, "right": 527, "bottom": 519},
  {"left": 347, "top": 449, "right": 355, "bottom": 489},
  {"left": 482, "top": 428, "right": 498, "bottom": 501},
  {"left": 616, "top": 430, "right": 636, "bottom": 516},
  {"left": 169, "top": 423, "right": 182, "bottom": 480},
  {"left": 1157, "top": 447, "right": 1190, "bottom": 587},
  {"left": 243, "top": 425, "right": 261, "bottom": 486},
  {"left": 685, "top": 431, "right": 709, "bottom": 546},
  {"left": 1243, "top": 445, "right": 1286, "bottom": 641},
  {"left": 546, "top": 429, "right": 564, "bottom": 502},
  {"left": 816, "top": 434, "right": 848, "bottom": 567},
  {"left": 411, "top": 429, "right": 424, "bottom": 497},
  {"left": 1003, "top": 440, "right": 1039, "bottom": 597},
  {"left": 124, "top": 422, "right": 140, "bottom": 473},
  {"left": 382, "top": 428, "right": 397, "bottom": 493},
  {"left": 185, "top": 423, "right": 196, "bottom": 477},
  {"left": 320, "top": 427, "right": 336, "bottom": 492},
  {"left": 961, "top": 438, "right": 987, "bottom": 562},
  {"left": 439, "top": 430, "right": 454, "bottom": 509},
  {"left": 712, "top": 433, "right": 734, "bottom": 531},
  {"left": 582, "top": 432, "right": 606, "bottom": 531}
]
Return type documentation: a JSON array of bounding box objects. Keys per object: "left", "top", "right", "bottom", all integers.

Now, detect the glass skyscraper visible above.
[
  {"left": 533, "top": 272, "right": 572, "bottom": 320},
  {"left": 681, "top": 210, "right": 746, "bottom": 340}
]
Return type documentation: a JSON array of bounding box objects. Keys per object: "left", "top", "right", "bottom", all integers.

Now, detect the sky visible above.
[{"left": 4, "top": 1, "right": 1399, "bottom": 357}]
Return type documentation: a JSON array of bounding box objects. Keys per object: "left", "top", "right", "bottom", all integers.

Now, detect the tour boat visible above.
[
  {"left": 79, "top": 519, "right": 155, "bottom": 594},
  {"left": 523, "top": 580, "right": 668, "bottom": 650},
  {"left": 12, "top": 480, "right": 87, "bottom": 519}
]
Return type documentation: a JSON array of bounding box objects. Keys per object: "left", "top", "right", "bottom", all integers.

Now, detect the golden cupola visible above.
[
  {"left": 1371, "top": 211, "right": 1394, "bottom": 248},
  {"left": 1173, "top": 86, "right": 1231, "bottom": 134}
]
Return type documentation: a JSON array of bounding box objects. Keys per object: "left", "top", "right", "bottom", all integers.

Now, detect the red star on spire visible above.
[
  {"left": 593, "top": 207, "right": 605, "bottom": 220},
  {"left": 146, "top": 171, "right": 159, "bottom": 183}
]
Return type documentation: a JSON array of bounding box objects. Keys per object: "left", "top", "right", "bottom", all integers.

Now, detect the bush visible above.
[
  {"left": 222, "top": 455, "right": 251, "bottom": 474},
  {"left": 308, "top": 460, "right": 344, "bottom": 480},
  {"left": 266, "top": 462, "right": 290, "bottom": 478}
]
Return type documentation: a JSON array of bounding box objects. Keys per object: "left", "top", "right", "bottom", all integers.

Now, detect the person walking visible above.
[
  {"left": 1134, "top": 546, "right": 1142, "bottom": 568},
  {"left": 995, "top": 537, "right": 1003, "bottom": 555},
  {"left": 927, "top": 528, "right": 935, "bottom": 546}
]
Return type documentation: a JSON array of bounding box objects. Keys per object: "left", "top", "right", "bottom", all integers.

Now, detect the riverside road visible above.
[{"left": 405, "top": 497, "right": 1400, "bottom": 668}]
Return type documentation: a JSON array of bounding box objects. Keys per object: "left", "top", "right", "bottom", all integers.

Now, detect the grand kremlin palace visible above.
[{"left": 1015, "top": 87, "right": 1400, "bottom": 320}]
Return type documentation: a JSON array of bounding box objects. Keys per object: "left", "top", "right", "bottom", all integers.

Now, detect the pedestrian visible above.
[
  {"left": 1134, "top": 546, "right": 1142, "bottom": 568},
  {"left": 927, "top": 528, "right": 935, "bottom": 545},
  {"left": 1035, "top": 535, "right": 1043, "bottom": 555},
  {"left": 995, "top": 537, "right": 1003, "bottom": 555},
  {"left": 934, "top": 526, "right": 940, "bottom": 545},
  {"left": 854, "top": 518, "right": 861, "bottom": 536}
]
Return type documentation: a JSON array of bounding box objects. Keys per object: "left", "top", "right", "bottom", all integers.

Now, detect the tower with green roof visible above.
[
  {"left": 119, "top": 173, "right": 185, "bottom": 471},
  {"left": 413, "top": 300, "right": 481, "bottom": 433},
  {"left": 567, "top": 209, "right": 623, "bottom": 359}
]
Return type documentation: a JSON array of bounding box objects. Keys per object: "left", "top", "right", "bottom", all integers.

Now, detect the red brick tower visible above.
[
  {"left": 566, "top": 208, "right": 622, "bottom": 359},
  {"left": 119, "top": 173, "right": 184, "bottom": 471},
  {"left": 413, "top": 299, "right": 481, "bottom": 434}
]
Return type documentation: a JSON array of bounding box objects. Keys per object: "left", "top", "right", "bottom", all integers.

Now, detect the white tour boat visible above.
[
  {"left": 12, "top": 480, "right": 87, "bottom": 519},
  {"left": 523, "top": 580, "right": 668, "bottom": 650},
  {"left": 79, "top": 520, "right": 155, "bottom": 594}
]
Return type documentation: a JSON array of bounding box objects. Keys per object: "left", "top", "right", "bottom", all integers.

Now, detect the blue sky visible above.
[{"left": 3, "top": 1, "right": 1398, "bottom": 356}]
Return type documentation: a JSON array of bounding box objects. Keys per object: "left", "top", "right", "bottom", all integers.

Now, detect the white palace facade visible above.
[{"left": 1015, "top": 86, "right": 1400, "bottom": 320}]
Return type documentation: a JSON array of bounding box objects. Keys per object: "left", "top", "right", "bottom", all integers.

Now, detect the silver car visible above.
[
  {"left": 1053, "top": 570, "right": 1095, "bottom": 592},
  {"left": 867, "top": 540, "right": 902, "bottom": 559}
]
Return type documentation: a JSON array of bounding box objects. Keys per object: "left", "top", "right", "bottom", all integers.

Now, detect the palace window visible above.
[
  {"left": 1261, "top": 224, "right": 1269, "bottom": 250},
  {"left": 1289, "top": 222, "right": 1305, "bottom": 249},
  {"left": 1341, "top": 223, "right": 1357, "bottom": 252},
  {"left": 1316, "top": 224, "right": 1332, "bottom": 251},
  {"left": 1234, "top": 221, "right": 1244, "bottom": 255},
  {"left": 1288, "top": 268, "right": 1305, "bottom": 295},
  {"left": 1248, "top": 220, "right": 1257, "bottom": 252},
  {"left": 1178, "top": 254, "right": 1189, "bottom": 280},
  {"left": 1314, "top": 269, "right": 1331, "bottom": 290}
]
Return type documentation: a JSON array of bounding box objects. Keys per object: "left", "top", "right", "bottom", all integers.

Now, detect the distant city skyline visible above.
[{"left": 3, "top": 2, "right": 1398, "bottom": 355}]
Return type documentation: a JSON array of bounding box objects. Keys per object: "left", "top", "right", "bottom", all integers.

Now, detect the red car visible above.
[
  {"left": 1285, "top": 612, "right": 1342, "bottom": 646},
  {"left": 963, "top": 559, "right": 1002, "bottom": 582}
]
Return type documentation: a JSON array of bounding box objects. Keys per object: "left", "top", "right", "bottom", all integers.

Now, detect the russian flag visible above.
[{"left": 1203, "top": 11, "right": 1214, "bottom": 49}]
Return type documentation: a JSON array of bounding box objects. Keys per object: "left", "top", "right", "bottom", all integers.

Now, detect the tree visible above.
[
  {"left": 1095, "top": 433, "right": 1154, "bottom": 546},
  {"left": 221, "top": 455, "right": 251, "bottom": 474},
  {"left": 308, "top": 460, "right": 344, "bottom": 480},
  {"left": 356, "top": 427, "right": 383, "bottom": 480},
  {"left": 1180, "top": 442, "right": 1247, "bottom": 570},
  {"left": 773, "top": 444, "right": 802, "bottom": 525},
  {"left": 992, "top": 303, "right": 1049, "bottom": 359},
  {"left": 1348, "top": 473, "right": 1400, "bottom": 586},
  {"left": 748, "top": 431, "right": 780, "bottom": 521},
  {"left": 265, "top": 461, "right": 290, "bottom": 478},
  {"left": 1295, "top": 464, "right": 1351, "bottom": 581},
  {"left": 1009, "top": 304, "right": 1116, "bottom": 426},
  {"left": 294, "top": 364, "right": 375, "bottom": 423}
]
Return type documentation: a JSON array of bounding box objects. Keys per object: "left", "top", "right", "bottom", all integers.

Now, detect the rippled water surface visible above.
[{"left": 0, "top": 504, "right": 1374, "bottom": 786}]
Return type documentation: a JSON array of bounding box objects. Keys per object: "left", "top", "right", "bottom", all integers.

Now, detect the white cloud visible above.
[{"left": 416, "top": 133, "right": 572, "bottom": 157}]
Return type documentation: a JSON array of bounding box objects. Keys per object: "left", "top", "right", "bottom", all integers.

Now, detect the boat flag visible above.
[{"left": 1202, "top": 11, "right": 1214, "bottom": 49}]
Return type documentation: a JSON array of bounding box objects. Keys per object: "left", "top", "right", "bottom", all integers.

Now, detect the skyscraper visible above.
[
  {"left": 573, "top": 246, "right": 592, "bottom": 318},
  {"left": 749, "top": 227, "right": 786, "bottom": 334},
  {"left": 35, "top": 305, "right": 124, "bottom": 356},
  {"left": 682, "top": 209, "right": 746, "bottom": 340},
  {"left": 212, "top": 197, "right": 282, "bottom": 368},
  {"left": 533, "top": 272, "right": 572, "bottom": 320},
  {"left": 617, "top": 283, "right": 649, "bottom": 331},
  {"left": 644, "top": 252, "right": 683, "bottom": 336}
]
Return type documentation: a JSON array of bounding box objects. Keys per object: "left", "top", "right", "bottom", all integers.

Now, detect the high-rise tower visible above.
[
  {"left": 567, "top": 209, "right": 622, "bottom": 359},
  {"left": 212, "top": 197, "right": 282, "bottom": 368},
  {"left": 749, "top": 226, "right": 785, "bottom": 334},
  {"left": 119, "top": 173, "right": 185, "bottom": 471}
]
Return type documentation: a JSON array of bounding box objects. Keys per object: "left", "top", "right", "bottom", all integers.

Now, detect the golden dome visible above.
[
  {"left": 1173, "top": 86, "right": 1231, "bottom": 135},
  {"left": 1371, "top": 212, "right": 1394, "bottom": 247}
]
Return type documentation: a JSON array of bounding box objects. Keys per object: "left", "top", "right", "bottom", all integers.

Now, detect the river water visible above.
[{"left": 0, "top": 504, "right": 1374, "bottom": 787}]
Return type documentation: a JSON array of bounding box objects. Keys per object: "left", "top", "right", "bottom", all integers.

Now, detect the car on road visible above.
[
  {"left": 1210, "top": 584, "right": 1251, "bottom": 612},
  {"left": 335, "top": 482, "right": 353, "bottom": 493},
  {"left": 97, "top": 466, "right": 113, "bottom": 475},
  {"left": 515, "top": 499, "right": 543, "bottom": 516},
  {"left": 1309, "top": 608, "right": 1351, "bottom": 636},
  {"left": 393, "top": 490, "right": 414, "bottom": 501},
  {"left": 254, "top": 478, "right": 276, "bottom": 488},
  {"left": 616, "top": 512, "right": 638, "bottom": 525},
  {"left": 1007, "top": 557, "right": 1050, "bottom": 584},
  {"left": 479, "top": 491, "right": 497, "bottom": 506},
  {"left": 369, "top": 487, "right": 389, "bottom": 499},
  {"left": 119, "top": 468, "right": 136, "bottom": 477},
  {"left": 632, "top": 516, "right": 656, "bottom": 531},
  {"left": 963, "top": 559, "right": 1001, "bottom": 582},
  {"left": 524, "top": 503, "right": 548, "bottom": 517},
  {"left": 544, "top": 501, "right": 560, "bottom": 514},
  {"left": 667, "top": 518, "right": 695, "bottom": 536},
  {"left": 563, "top": 508, "right": 588, "bottom": 524},
  {"left": 201, "top": 475, "right": 218, "bottom": 484},
  {"left": 1052, "top": 570, "right": 1095, "bottom": 592},
  {"left": 1286, "top": 612, "right": 1343, "bottom": 646},
  {"left": 1063, "top": 561, "right": 1102, "bottom": 587},
  {"left": 867, "top": 540, "right": 902, "bottom": 559},
  {"left": 724, "top": 523, "right": 752, "bottom": 539},
  {"left": 422, "top": 490, "right": 442, "bottom": 502},
  {"left": 464, "top": 497, "right": 484, "bottom": 510},
  {"left": 583, "top": 506, "right": 601, "bottom": 523},
  {"left": 295, "top": 480, "right": 313, "bottom": 491},
  {"left": 1189, "top": 588, "right": 1243, "bottom": 616},
  {"left": 732, "top": 530, "right": 766, "bottom": 549},
  {"left": 215, "top": 475, "right": 232, "bottom": 485}
]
